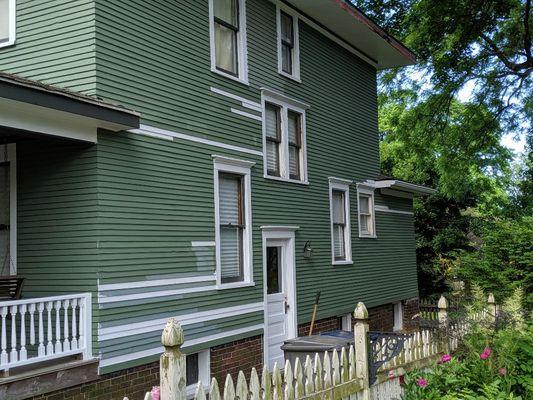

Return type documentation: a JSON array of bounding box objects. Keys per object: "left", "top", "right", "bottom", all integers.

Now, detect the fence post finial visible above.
[
  {"left": 353, "top": 302, "right": 370, "bottom": 400},
  {"left": 160, "top": 318, "right": 186, "bottom": 400},
  {"left": 487, "top": 293, "right": 496, "bottom": 323}
]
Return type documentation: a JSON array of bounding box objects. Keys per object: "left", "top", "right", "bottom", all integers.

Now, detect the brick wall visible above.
[
  {"left": 297, "top": 316, "right": 341, "bottom": 336},
  {"left": 210, "top": 335, "right": 263, "bottom": 389},
  {"left": 367, "top": 303, "right": 395, "bottom": 332},
  {"left": 29, "top": 362, "right": 159, "bottom": 400},
  {"left": 402, "top": 297, "right": 420, "bottom": 331}
]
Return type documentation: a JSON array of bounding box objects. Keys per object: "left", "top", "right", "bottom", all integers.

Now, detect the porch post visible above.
[
  {"left": 160, "top": 318, "right": 186, "bottom": 400},
  {"left": 353, "top": 302, "right": 370, "bottom": 400}
]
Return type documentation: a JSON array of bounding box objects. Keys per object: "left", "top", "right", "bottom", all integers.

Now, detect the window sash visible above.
[
  {"left": 0, "top": 0, "right": 10, "bottom": 43},
  {"left": 280, "top": 11, "right": 294, "bottom": 74},
  {"left": 331, "top": 189, "right": 348, "bottom": 261},
  {"left": 213, "top": 0, "right": 240, "bottom": 76},
  {"left": 333, "top": 223, "right": 346, "bottom": 260},
  {"left": 358, "top": 194, "right": 374, "bottom": 236},
  {"left": 287, "top": 111, "right": 301, "bottom": 180},
  {"left": 265, "top": 103, "right": 282, "bottom": 176}
]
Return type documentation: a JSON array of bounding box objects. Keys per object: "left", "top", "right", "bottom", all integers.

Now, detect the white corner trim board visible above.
[
  {"left": 98, "top": 323, "right": 265, "bottom": 369},
  {"left": 98, "top": 302, "right": 264, "bottom": 341},
  {"left": 129, "top": 125, "right": 263, "bottom": 157},
  {"left": 374, "top": 205, "right": 414, "bottom": 216}
]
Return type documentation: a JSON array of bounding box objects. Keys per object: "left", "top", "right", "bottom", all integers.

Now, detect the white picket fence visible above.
[
  {"left": 138, "top": 295, "right": 497, "bottom": 400},
  {"left": 0, "top": 293, "right": 92, "bottom": 372}
]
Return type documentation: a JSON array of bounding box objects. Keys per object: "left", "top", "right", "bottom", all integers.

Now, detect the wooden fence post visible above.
[
  {"left": 437, "top": 295, "right": 449, "bottom": 353},
  {"left": 353, "top": 302, "right": 370, "bottom": 400},
  {"left": 487, "top": 293, "right": 496, "bottom": 323},
  {"left": 160, "top": 318, "right": 186, "bottom": 400}
]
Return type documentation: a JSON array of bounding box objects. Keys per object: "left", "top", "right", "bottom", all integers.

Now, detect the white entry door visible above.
[{"left": 265, "top": 239, "right": 296, "bottom": 370}]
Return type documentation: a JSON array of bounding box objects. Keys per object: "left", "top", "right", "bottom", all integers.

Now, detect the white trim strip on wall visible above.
[
  {"left": 210, "top": 87, "right": 261, "bottom": 110},
  {"left": 191, "top": 241, "right": 216, "bottom": 247},
  {"left": 98, "top": 275, "right": 215, "bottom": 291},
  {"left": 375, "top": 205, "right": 414, "bottom": 216},
  {"left": 230, "top": 108, "right": 263, "bottom": 122},
  {"left": 99, "top": 323, "right": 264, "bottom": 368},
  {"left": 98, "top": 284, "right": 216, "bottom": 305},
  {"left": 129, "top": 125, "right": 263, "bottom": 157},
  {"left": 99, "top": 302, "right": 264, "bottom": 341}
]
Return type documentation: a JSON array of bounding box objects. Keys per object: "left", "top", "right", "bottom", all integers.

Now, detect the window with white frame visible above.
[
  {"left": 329, "top": 179, "right": 352, "bottom": 264},
  {"left": 214, "top": 156, "right": 254, "bottom": 286},
  {"left": 357, "top": 188, "right": 375, "bottom": 238},
  {"left": 277, "top": 7, "right": 300, "bottom": 80},
  {"left": 263, "top": 92, "right": 307, "bottom": 183},
  {"left": 209, "top": 0, "right": 248, "bottom": 82},
  {"left": 185, "top": 350, "right": 210, "bottom": 396},
  {"left": 0, "top": 0, "right": 16, "bottom": 48},
  {"left": 393, "top": 302, "right": 403, "bottom": 331}
]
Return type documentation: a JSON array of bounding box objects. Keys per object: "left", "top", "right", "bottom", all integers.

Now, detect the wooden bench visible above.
[{"left": 0, "top": 276, "right": 25, "bottom": 301}]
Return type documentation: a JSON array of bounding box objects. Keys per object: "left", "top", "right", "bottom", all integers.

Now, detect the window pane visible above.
[
  {"left": 332, "top": 191, "right": 345, "bottom": 224},
  {"left": 333, "top": 225, "right": 345, "bottom": 260},
  {"left": 265, "top": 104, "right": 280, "bottom": 139},
  {"left": 266, "top": 141, "right": 280, "bottom": 175},
  {"left": 0, "top": 162, "right": 10, "bottom": 275},
  {"left": 359, "top": 195, "right": 370, "bottom": 214},
  {"left": 220, "top": 226, "right": 243, "bottom": 281},
  {"left": 360, "top": 214, "right": 368, "bottom": 232},
  {"left": 0, "top": 0, "right": 9, "bottom": 42},
  {"left": 287, "top": 111, "right": 300, "bottom": 144},
  {"left": 280, "top": 12, "right": 293, "bottom": 44},
  {"left": 266, "top": 246, "right": 282, "bottom": 294},
  {"left": 281, "top": 44, "right": 292, "bottom": 74},
  {"left": 214, "top": 0, "right": 237, "bottom": 26},
  {"left": 219, "top": 174, "right": 241, "bottom": 224},
  {"left": 215, "top": 23, "right": 238, "bottom": 74},
  {"left": 186, "top": 353, "right": 199, "bottom": 386},
  {"left": 288, "top": 145, "right": 299, "bottom": 179}
]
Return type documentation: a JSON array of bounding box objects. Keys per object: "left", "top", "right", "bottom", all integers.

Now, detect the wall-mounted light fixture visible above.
[{"left": 303, "top": 241, "right": 313, "bottom": 260}]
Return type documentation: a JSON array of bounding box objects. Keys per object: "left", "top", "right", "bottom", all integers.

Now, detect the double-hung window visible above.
[
  {"left": 0, "top": 0, "right": 16, "bottom": 48},
  {"left": 358, "top": 188, "right": 375, "bottom": 238},
  {"left": 214, "top": 156, "right": 254, "bottom": 287},
  {"left": 329, "top": 178, "right": 352, "bottom": 264},
  {"left": 209, "top": 0, "right": 248, "bottom": 83},
  {"left": 277, "top": 7, "right": 300, "bottom": 81},
  {"left": 263, "top": 91, "right": 308, "bottom": 183}
]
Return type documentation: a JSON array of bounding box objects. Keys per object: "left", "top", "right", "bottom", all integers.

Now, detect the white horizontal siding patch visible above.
[
  {"left": 97, "top": 284, "right": 216, "bottom": 305},
  {"left": 191, "top": 241, "right": 216, "bottom": 247},
  {"left": 98, "top": 323, "right": 264, "bottom": 369},
  {"left": 230, "top": 108, "right": 263, "bottom": 122},
  {"left": 98, "top": 275, "right": 215, "bottom": 291},
  {"left": 375, "top": 205, "right": 414, "bottom": 216},
  {"left": 98, "top": 302, "right": 264, "bottom": 341},
  {"left": 210, "top": 87, "right": 261, "bottom": 110}
]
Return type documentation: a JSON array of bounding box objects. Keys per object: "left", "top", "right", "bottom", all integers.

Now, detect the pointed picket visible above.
[
  {"left": 304, "top": 355, "right": 315, "bottom": 395},
  {"left": 272, "top": 362, "right": 282, "bottom": 400},
  {"left": 210, "top": 378, "right": 221, "bottom": 400},
  {"left": 284, "top": 360, "right": 295, "bottom": 400},
  {"left": 195, "top": 381, "right": 206, "bottom": 400},
  {"left": 250, "top": 368, "right": 260, "bottom": 400},
  {"left": 236, "top": 371, "right": 248, "bottom": 400},
  {"left": 332, "top": 349, "right": 341, "bottom": 385},
  {"left": 340, "top": 347, "right": 349, "bottom": 383},
  {"left": 348, "top": 345, "right": 356, "bottom": 380},
  {"left": 294, "top": 358, "right": 305, "bottom": 399},
  {"left": 224, "top": 374, "right": 235, "bottom": 400},
  {"left": 262, "top": 365, "right": 272, "bottom": 400},
  {"left": 314, "top": 353, "right": 324, "bottom": 392}
]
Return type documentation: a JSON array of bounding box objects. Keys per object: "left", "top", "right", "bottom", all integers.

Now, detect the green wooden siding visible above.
[{"left": 0, "top": 0, "right": 96, "bottom": 94}]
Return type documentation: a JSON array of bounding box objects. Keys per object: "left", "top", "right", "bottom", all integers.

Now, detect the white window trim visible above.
[
  {"left": 357, "top": 185, "right": 376, "bottom": 239},
  {"left": 276, "top": 3, "right": 301, "bottom": 82},
  {"left": 208, "top": 0, "right": 249, "bottom": 85},
  {"left": 0, "top": 144, "right": 16, "bottom": 275},
  {"left": 393, "top": 302, "right": 404, "bottom": 332},
  {"left": 329, "top": 178, "right": 352, "bottom": 265},
  {"left": 261, "top": 90, "right": 308, "bottom": 184},
  {"left": 185, "top": 349, "right": 210, "bottom": 398},
  {"left": 213, "top": 155, "right": 255, "bottom": 288},
  {"left": 0, "top": 0, "right": 16, "bottom": 48}
]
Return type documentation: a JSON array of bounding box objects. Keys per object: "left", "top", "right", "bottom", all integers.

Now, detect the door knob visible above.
[{"left": 284, "top": 300, "right": 290, "bottom": 314}]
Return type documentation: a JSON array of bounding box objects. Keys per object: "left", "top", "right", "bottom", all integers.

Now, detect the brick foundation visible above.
[
  {"left": 298, "top": 316, "right": 341, "bottom": 336},
  {"left": 210, "top": 335, "right": 264, "bottom": 389},
  {"left": 402, "top": 298, "right": 420, "bottom": 331},
  {"left": 29, "top": 361, "right": 159, "bottom": 400}
]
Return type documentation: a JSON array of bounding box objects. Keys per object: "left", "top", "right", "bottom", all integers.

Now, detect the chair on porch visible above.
[{"left": 0, "top": 276, "right": 25, "bottom": 300}]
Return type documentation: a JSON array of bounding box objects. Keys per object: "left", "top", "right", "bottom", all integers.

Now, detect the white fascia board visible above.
[{"left": 373, "top": 180, "right": 436, "bottom": 196}]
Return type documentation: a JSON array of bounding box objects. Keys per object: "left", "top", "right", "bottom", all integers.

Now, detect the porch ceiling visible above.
[{"left": 0, "top": 72, "right": 140, "bottom": 143}]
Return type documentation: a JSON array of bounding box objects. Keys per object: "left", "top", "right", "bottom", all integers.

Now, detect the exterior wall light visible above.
[{"left": 303, "top": 241, "right": 313, "bottom": 259}]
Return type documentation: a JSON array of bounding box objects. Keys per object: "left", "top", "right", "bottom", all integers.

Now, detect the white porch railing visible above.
[{"left": 0, "top": 293, "right": 92, "bottom": 372}]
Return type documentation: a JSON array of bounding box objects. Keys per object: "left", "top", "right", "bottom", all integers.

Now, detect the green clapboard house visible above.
[{"left": 0, "top": 0, "right": 434, "bottom": 398}]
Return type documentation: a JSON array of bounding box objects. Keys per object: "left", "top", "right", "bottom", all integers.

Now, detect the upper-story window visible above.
[
  {"left": 213, "top": 156, "right": 254, "bottom": 288},
  {"left": 209, "top": 0, "right": 248, "bottom": 84},
  {"left": 357, "top": 187, "right": 376, "bottom": 238},
  {"left": 262, "top": 90, "right": 308, "bottom": 183},
  {"left": 277, "top": 7, "right": 300, "bottom": 81},
  {"left": 0, "top": 0, "right": 16, "bottom": 48},
  {"left": 329, "top": 178, "right": 352, "bottom": 265}
]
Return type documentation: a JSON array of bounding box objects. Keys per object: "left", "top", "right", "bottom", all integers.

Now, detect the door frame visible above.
[
  {"left": 261, "top": 226, "right": 298, "bottom": 367},
  {"left": 0, "top": 143, "right": 16, "bottom": 275}
]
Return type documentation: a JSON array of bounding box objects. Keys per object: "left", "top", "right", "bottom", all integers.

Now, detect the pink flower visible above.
[
  {"left": 416, "top": 378, "right": 428, "bottom": 388},
  {"left": 480, "top": 348, "right": 492, "bottom": 360},
  {"left": 151, "top": 386, "right": 160, "bottom": 400},
  {"left": 440, "top": 354, "right": 452, "bottom": 363},
  {"left": 498, "top": 368, "right": 507, "bottom": 376}
]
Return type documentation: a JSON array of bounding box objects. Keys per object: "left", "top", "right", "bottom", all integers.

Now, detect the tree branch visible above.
[
  {"left": 480, "top": 33, "right": 533, "bottom": 75},
  {"left": 525, "top": 0, "right": 532, "bottom": 59}
]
